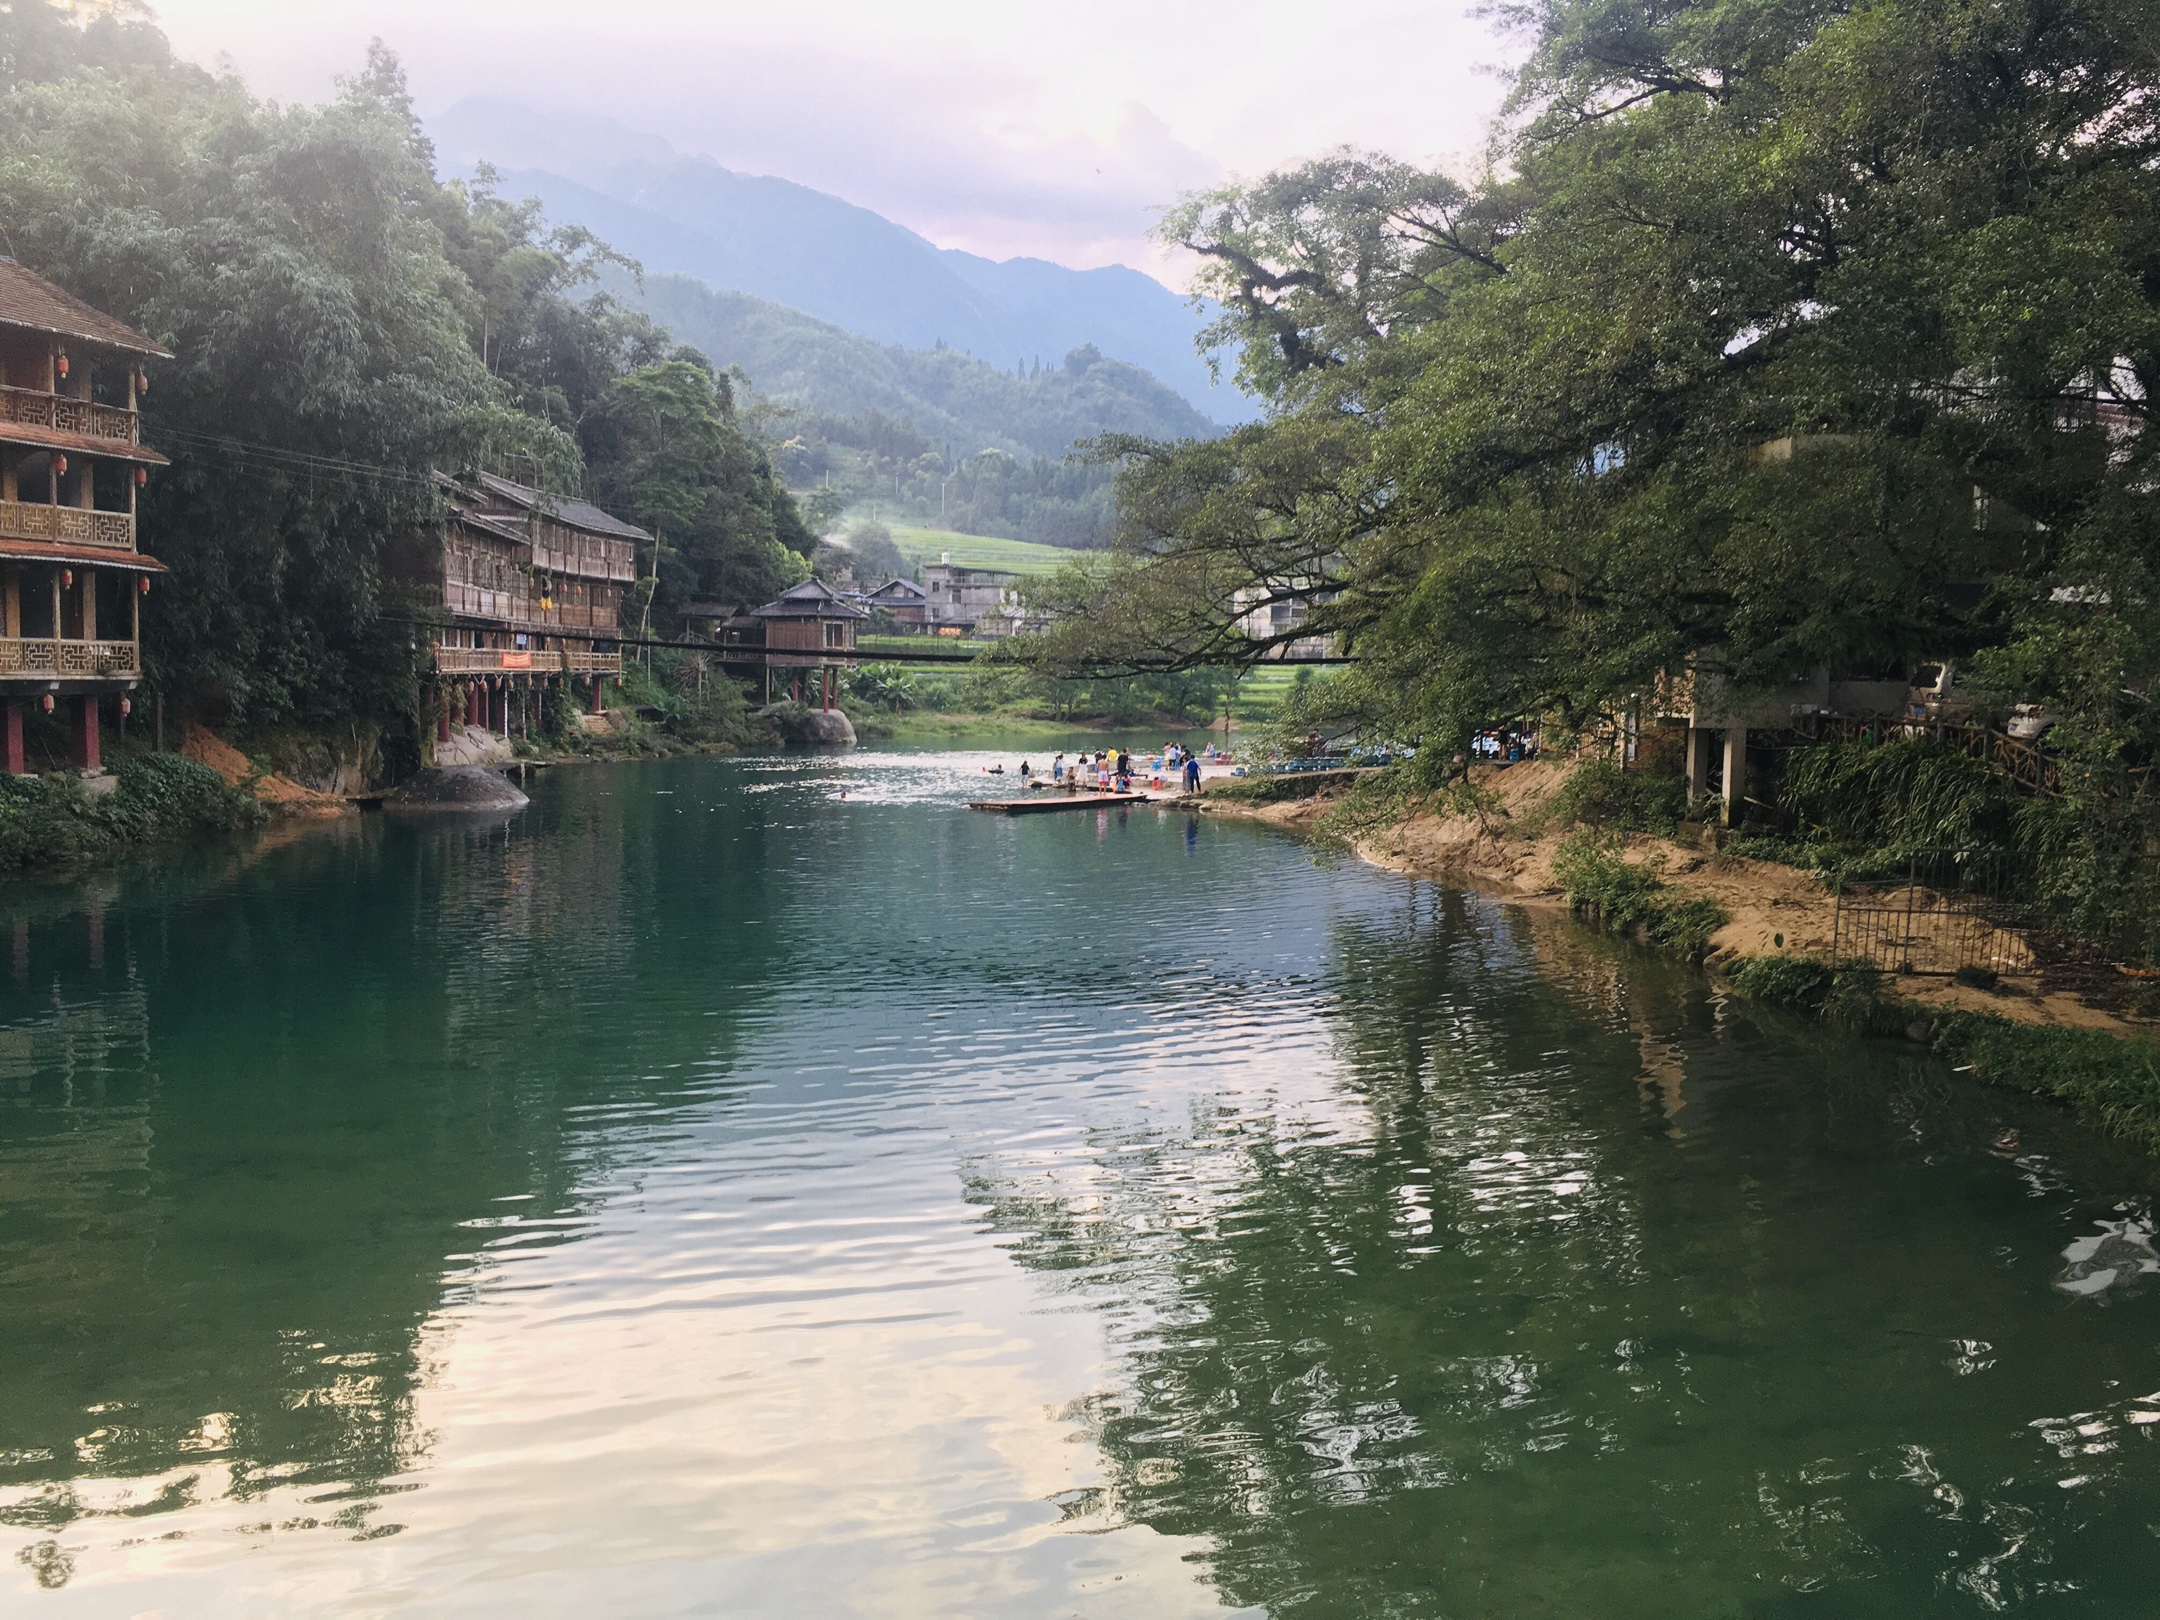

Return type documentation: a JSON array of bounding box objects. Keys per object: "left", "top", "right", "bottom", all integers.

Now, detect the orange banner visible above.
[{"left": 500, "top": 650, "right": 533, "bottom": 670}]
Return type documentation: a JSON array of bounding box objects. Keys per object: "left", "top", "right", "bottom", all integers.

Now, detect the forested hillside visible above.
[
  {"left": 634, "top": 271, "right": 1224, "bottom": 546},
  {"left": 630, "top": 273, "right": 1218, "bottom": 458},
  {"left": 0, "top": 2, "right": 815, "bottom": 726}
]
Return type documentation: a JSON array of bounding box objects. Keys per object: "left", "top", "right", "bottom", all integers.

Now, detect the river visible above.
[{"left": 2, "top": 749, "right": 2158, "bottom": 1616}]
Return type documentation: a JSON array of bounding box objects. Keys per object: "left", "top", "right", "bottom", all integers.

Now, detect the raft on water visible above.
[{"left": 969, "top": 792, "right": 1154, "bottom": 814}]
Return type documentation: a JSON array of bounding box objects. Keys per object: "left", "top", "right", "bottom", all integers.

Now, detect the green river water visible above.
[{"left": 3, "top": 749, "right": 2160, "bottom": 1616}]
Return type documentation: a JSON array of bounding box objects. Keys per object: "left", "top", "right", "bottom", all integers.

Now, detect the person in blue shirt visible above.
[{"left": 1183, "top": 754, "right": 1202, "bottom": 795}]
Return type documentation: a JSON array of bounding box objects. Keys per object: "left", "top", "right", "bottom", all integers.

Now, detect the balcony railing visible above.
[
  {"left": 0, "top": 500, "right": 133, "bottom": 550},
  {"left": 0, "top": 386, "right": 138, "bottom": 445},
  {"left": 443, "top": 581, "right": 622, "bottom": 631},
  {"left": 532, "top": 524, "right": 637, "bottom": 582},
  {"left": 0, "top": 637, "right": 139, "bottom": 679},
  {"left": 433, "top": 645, "right": 621, "bottom": 677}
]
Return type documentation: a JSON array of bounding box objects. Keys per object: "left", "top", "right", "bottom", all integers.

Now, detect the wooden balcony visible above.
[
  {"left": 532, "top": 524, "right": 637, "bottom": 583},
  {"left": 434, "top": 645, "right": 620, "bottom": 677},
  {"left": 443, "top": 581, "right": 622, "bottom": 632},
  {"left": 0, "top": 386, "right": 138, "bottom": 445},
  {"left": 0, "top": 500, "right": 133, "bottom": 550},
  {"left": 0, "top": 637, "right": 139, "bottom": 679}
]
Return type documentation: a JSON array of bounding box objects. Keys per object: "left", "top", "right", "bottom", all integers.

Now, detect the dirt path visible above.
[{"left": 182, "top": 726, "right": 351, "bottom": 818}]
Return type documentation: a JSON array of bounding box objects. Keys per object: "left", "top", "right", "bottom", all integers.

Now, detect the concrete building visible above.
[{"left": 922, "top": 559, "right": 1023, "bottom": 635}]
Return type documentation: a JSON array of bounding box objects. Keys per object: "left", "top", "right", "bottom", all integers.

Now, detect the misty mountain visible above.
[
  {"left": 627, "top": 273, "right": 1218, "bottom": 458},
  {"left": 427, "top": 98, "right": 1250, "bottom": 423}
]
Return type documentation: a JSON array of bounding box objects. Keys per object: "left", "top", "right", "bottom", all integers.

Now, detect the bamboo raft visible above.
[{"left": 968, "top": 791, "right": 1154, "bottom": 814}]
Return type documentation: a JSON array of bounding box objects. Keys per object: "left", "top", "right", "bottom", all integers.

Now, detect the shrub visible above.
[
  {"left": 1932, "top": 1012, "right": 2160, "bottom": 1152},
  {"left": 0, "top": 754, "right": 262, "bottom": 872},
  {"left": 1551, "top": 757, "right": 1687, "bottom": 835},
  {"left": 1553, "top": 828, "right": 1729, "bottom": 956},
  {"left": 97, "top": 754, "right": 265, "bottom": 841}
]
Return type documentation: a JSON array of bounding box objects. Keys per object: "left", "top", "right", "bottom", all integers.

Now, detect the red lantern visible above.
[
  {"left": 51, "top": 455, "right": 66, "bottom": 478},
  {"left": 39, "top": 694, "right": 53, "bottom": 714},
  {"left": 59, "top": 570, "right": 72, "bottom": 589},
  {"left": 136, "top": 371, "right": 148, "bottom": 397},
  {"left": 54, "top": 353, "right": 68, "bottom": 381},
  {"left": 118, "top": 698, "right": 130, "bottom": 718},
  {"left": 138, "top": 577, "right": 149, "bottom": 596},
  {"left": 134, "top": 467, "right": 147, "bottom": 487}
]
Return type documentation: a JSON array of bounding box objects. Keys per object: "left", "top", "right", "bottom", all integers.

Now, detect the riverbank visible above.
[{"left": 1204, "top": 758, "right": 2160, "bottom": 1148}]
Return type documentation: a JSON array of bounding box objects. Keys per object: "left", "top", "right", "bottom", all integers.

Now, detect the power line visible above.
[{"left": 154, "top": 428, "right": 446, "bottom": 490}]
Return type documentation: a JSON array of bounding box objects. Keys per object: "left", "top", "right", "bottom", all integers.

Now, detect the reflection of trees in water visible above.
[
  {"left": 964, "top": 890, "right": 1688, "bottom": 1615},
  {"left": 966, "top": 891, "right": 2160, "bottom": 1617},
  {"left": 0, "top": 768, "right": 781, "bottom": 1560}
]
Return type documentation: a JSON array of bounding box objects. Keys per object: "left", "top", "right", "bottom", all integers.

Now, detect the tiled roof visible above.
[
  {"left": 0, "top": 539, "right": 165, "bottom": 573},
  {"left": 476, "top": 472, "right": 650, "bottom": 542},
  {"left": 0, "top": 260, "right": 169, "bottom": 356},
  {"left": 0, "top": 419, "right": 168, "bottom": 465},
  {"left": 751, "top": 578, "right": 869, "bottom": 619}
]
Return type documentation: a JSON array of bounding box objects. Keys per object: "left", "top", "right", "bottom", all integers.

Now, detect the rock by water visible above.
[
  {"left": 386, "top": 766, "right": 530, "bottom": 811},
  {"left": 760, "top": 704, "right": 857, "bottom": 747}
]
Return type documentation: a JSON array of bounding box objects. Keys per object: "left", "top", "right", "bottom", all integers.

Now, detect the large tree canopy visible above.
[{"left": 1027, "top": 0, "right": 2159, "bottom": 773}]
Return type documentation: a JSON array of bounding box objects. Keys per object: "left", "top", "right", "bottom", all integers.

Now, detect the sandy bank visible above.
[{"left": 1206, "top": 758, "right": 2148, "bottom": 1041}]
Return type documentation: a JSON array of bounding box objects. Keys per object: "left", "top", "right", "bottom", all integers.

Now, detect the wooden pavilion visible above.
[{"left": 0, "top": 259, "right": 169, "bottom": 775}]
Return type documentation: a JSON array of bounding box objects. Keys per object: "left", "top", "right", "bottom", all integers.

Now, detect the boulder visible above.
[
  {"left": 759, "top": 702, "right": 857, "bottom": 747},
  {"left": 386, "top": 766, "right": 529, "bottom": 812}
]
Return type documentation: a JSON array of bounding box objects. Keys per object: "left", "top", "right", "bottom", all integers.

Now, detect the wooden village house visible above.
[
  {"left": 862, "top": 576, "right": 929, "bottom": 628},
  {"left": 409, "top": 473, "right": 644, "bottom": 744},
  {"left": 0, "top": 259, "right": 168, "bottom": 775},
  {"left": 748, "top": 579, "right": 865, "bottom": 708}
]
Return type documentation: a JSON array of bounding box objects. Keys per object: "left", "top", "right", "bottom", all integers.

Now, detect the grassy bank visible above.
[
  {"left": 0, "top": 755, "right": 266, "bottom": 874},
  {"left": 1725, "top": 953, "right": 2160, "bottom": 1151}
]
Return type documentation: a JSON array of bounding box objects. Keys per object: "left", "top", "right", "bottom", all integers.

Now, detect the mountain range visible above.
[
  {"left": 627, "top": 273, "right": 1219, "bottom": 459},
  {"left": 426, "top": 99, "right": 1248, "bottom": 427}
]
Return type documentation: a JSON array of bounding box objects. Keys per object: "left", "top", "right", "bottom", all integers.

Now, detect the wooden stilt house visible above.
[
  {"left": 0, "top": 259, "right": 169, "bottom": 775},
  {"left": 412, "top": 473, "right": 645, "bottom": 745},
  {"left": 750, "top": 578, "right": 866, "bottom": 708}
]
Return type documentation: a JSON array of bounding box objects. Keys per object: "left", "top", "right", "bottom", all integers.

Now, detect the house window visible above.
[{"left": 824, "top": 621, "right": 847, "bottom": 649}]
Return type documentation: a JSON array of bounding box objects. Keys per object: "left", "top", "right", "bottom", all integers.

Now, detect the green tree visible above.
[
  {"left": 582, "top": 359, "right": 813, "bottom": 616},
  {"left": 1018, "top": 0, "right": 2160, "bottom": 953}
]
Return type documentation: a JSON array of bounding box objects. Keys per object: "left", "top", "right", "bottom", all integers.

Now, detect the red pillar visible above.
[
  {"left": 70, "top": 695, "right": 99, "bottom": 773},
  {"left": 492, "top": 683, "right": 509, "bottom": 735},
  {"left": 822, "top": 668, "right": 834, "bottom": 712},
  {"left": 2, "top": 698, "right": 23, "bottom": 775},
  {"left": 589, "top": 675, "right": 604, "bottom": 714}
]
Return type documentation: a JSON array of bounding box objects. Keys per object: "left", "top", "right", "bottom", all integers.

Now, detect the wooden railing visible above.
[
  {"left": 1815, "top": 714, "right": 2061, "bottom": 795},
  {"left": 443, "top": 581, "right": 621, "bottom": 632},
  {"left": 0, "top": 500, "right": 133, "bottom": 550},
  {"left": 0, "top": 637, "right": 139, "bottom": 678},
  {"left": 433, "top": 645, "right": 620, "bottom": 677},
  {"left": 0, "top": 386, "right": 138, "bottom": 444},
  {"left": 532, "top": 523, "right": 637, "bottom": 582}
]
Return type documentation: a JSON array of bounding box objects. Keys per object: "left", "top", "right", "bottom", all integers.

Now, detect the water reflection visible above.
[{"left": 0, "top": 753, "right": 2156, "bottom": 1615}]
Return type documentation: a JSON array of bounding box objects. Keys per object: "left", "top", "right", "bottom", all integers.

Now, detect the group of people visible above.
[{"left": 1011, "top": 745, "right": 1210, "bottom": 795}]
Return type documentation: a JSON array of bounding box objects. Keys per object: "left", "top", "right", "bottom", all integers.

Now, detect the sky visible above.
[{"left": 143, "top": 0, "right": 1518, "bottom": 284}]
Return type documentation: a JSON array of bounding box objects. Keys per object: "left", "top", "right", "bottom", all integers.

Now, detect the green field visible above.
[{"left": 882, "top": 523, "right": 1082, "bottom": 578}]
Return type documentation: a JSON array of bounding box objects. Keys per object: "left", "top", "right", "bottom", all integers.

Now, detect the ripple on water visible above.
[{"left": 0, "top": 754, "right": 2157, "bottom": 1616}]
